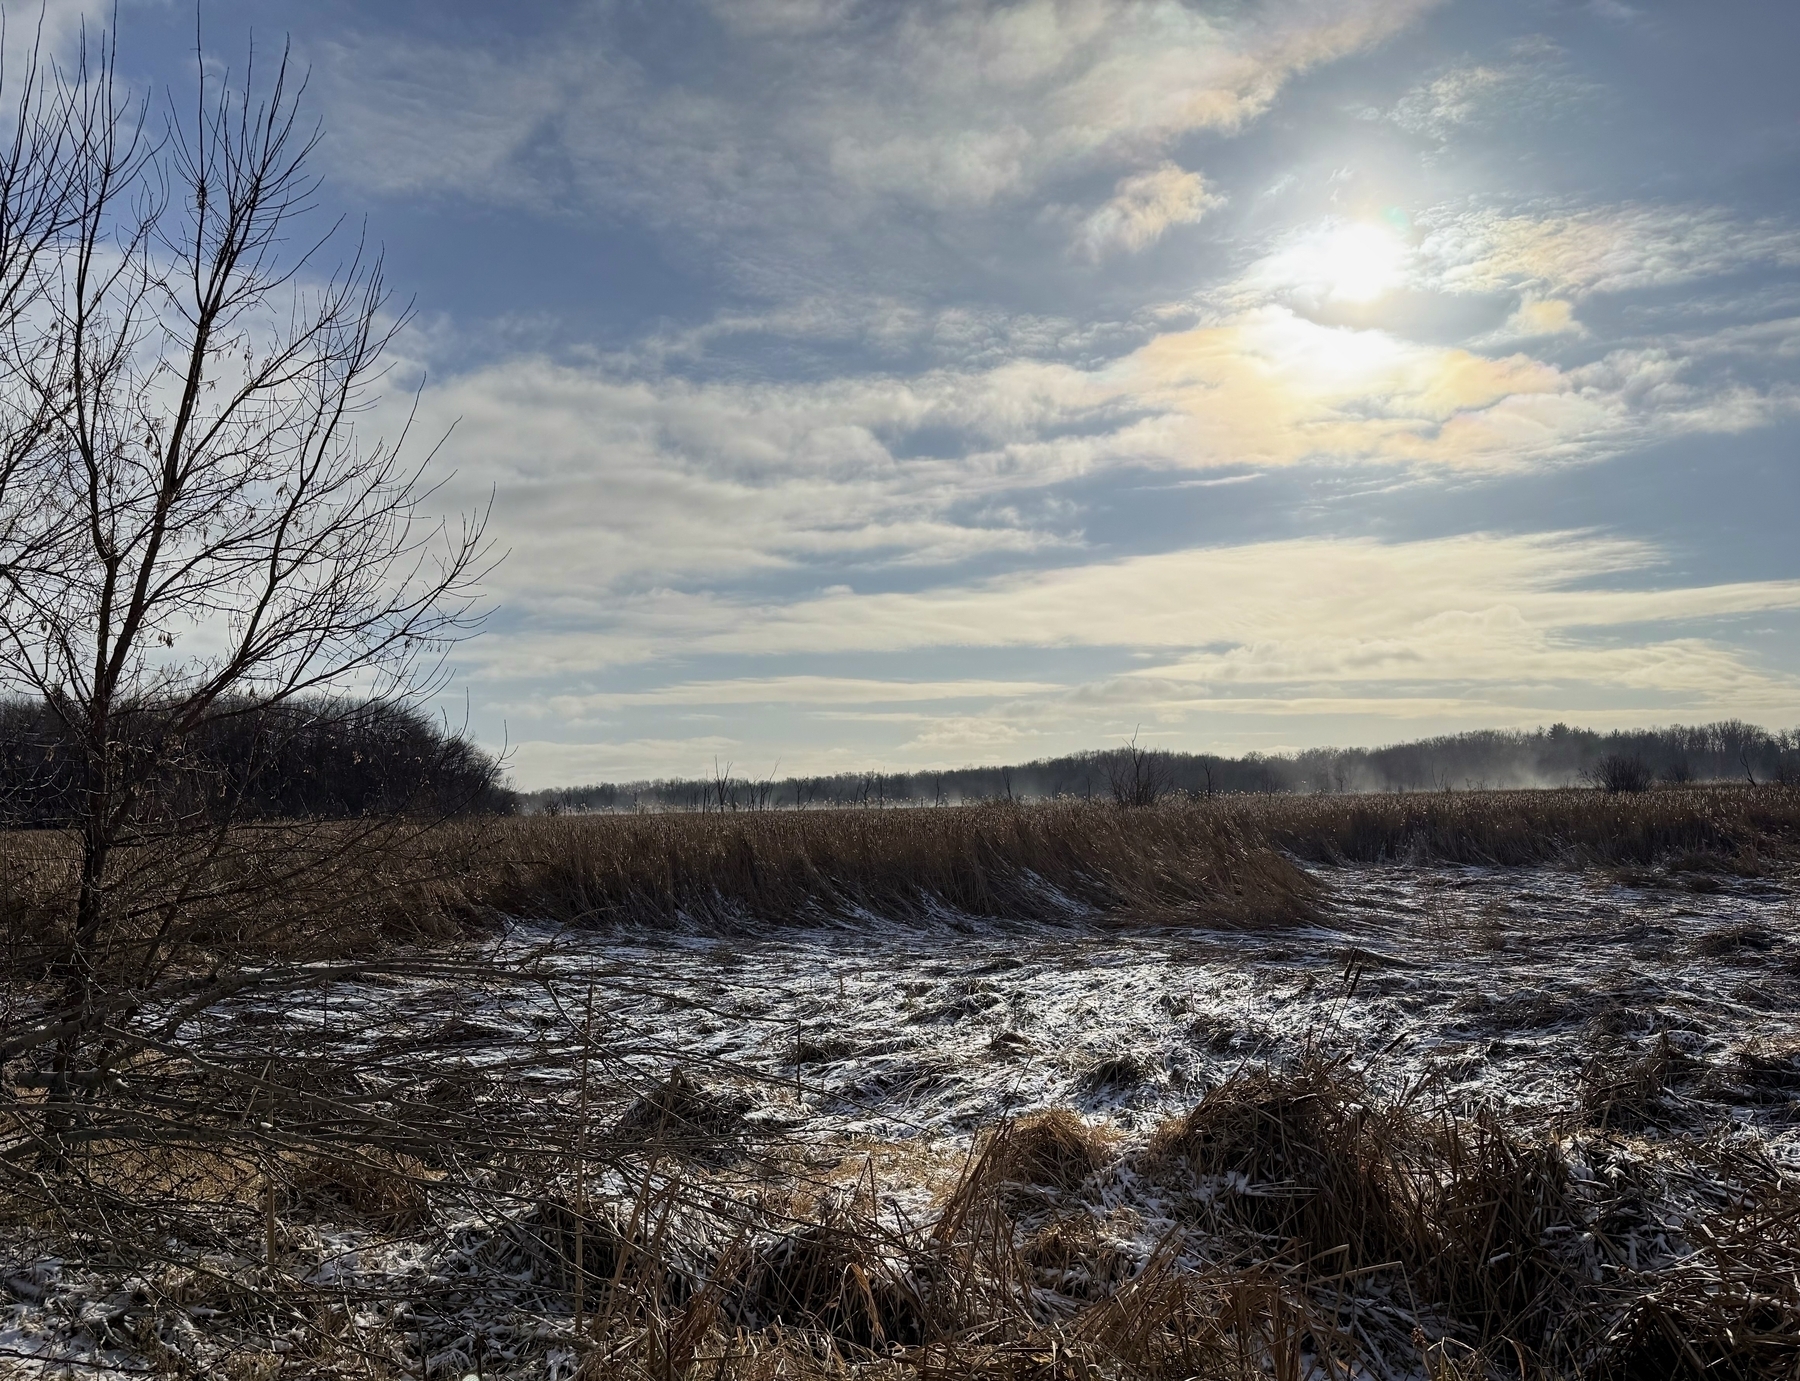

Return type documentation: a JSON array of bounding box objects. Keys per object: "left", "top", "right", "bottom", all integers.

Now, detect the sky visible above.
[{"left": 40, "top": 0, "right": 1800, "bottom": 788}]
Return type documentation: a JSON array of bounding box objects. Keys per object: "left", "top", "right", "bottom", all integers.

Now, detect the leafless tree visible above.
[
  {"left": 0, "top": 31, "right": 491, "bottom": 1125},
  {"left": 1101, "top": 727, "right": 1172, "bottom": 808}
]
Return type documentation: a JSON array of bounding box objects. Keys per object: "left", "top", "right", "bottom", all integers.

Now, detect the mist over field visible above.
[{"left": 528, "top": 720, "right": 1800, "bottom": 812}]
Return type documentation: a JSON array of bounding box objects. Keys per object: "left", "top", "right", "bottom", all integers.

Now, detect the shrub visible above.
[{"left": 1592, "top": 754, "right": 1653, "bottom": 794}]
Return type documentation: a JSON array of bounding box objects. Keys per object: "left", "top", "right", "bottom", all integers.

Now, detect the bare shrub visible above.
[
  {"left": 0, "top": 23, "right": 490, "bottom": 1172},
  {"left": 1590, "top": 753, "right": 1654, "bottom": 793},
  {"left": 290, "top": 1147, "right": 436, "bottom": 1231}
]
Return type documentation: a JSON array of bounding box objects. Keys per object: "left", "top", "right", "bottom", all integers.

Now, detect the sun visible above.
[
  {"left": 1260, "top": 220, "right": 1408, "bottom": 305},
  {"left": 1313, "top": 222, "right": 1406, "bottom": 302}
]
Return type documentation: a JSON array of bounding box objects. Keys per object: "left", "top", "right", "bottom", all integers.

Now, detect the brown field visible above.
[
  {"left": 3, "top": 786, "right": 1799, "bottom": 1379},
  {"left": 420, "top": 784, "right": 1800, "bottom": 932},
  {"left": 6, "top": 787, "right": 1795, "bottom": 967}
]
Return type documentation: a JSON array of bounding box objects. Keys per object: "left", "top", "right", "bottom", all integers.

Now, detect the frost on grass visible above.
[{"left": 4, "top": 861, "right": 1799, "bottom": 1377}]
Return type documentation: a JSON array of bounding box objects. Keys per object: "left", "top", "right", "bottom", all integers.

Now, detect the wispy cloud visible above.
[
  {"left": 542, "top": 676, "right": 1063, "bottom": 718},
  {"left": 408, "top": 295, "right": 1796, "bottom": 637},
  {"left": 1416, "top": 204, "right": 1800, "bottom": 299},
  {"left": 651, "top": 532, "right": 1800, "bottom": 663},
  {"left": 1071, "top": 163, "right": 1220, "bottom": 261},
  {"left": 316, "top": 0, "right": 1437, "bottom": 263},
  {"left": 1381, "top": 38, "right": 1596, "bottom": 141},
  {"left": 488, "top": 530, "right": 1800, "bottom": 782}
]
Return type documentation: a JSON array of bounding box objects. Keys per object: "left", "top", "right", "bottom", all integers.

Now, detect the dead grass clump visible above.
[
  {"left": 1597, "top": 1288, "right": 1800, "bottom": 1381},
  {"left": 522, "top": 1192, "right": 699, "bottom": 1310},
  {"left": 1594, "top": 1154, "right": 1800, "bottom": 1380},
  {"left": 1419, "top": 1108, "right": 1574, "bottom": 1340},
  {"left": 613, "top": 1068, "right": 754, "bottom": 1164},
  {"left": 1706, "top": 1040, "right": 1800, "bottom": 1112},
  {"left": 1020, "top": 1211, "right": 1130, "bottom": 1301},
  {"left": 1187, "top": 1012, "right": 1258, "bottom": 1052},
  {"left": 1692, "top": 920, "right": 1780, "bottom": 957},
  {"left": 1585, "top": 998, "right": 1660, "bottom": 1040},
  {"left": 986, "top": 1109, "right": 1111, "bottom": 1189},
  {"left": 290, "top": 1147, "right": 436, "bottom": 1231},
  {"left": 1079, "top": 1052, "right": 1152, "bottom": 1093},
  {"left": 737, "top": 1222, "right": 925, "bottom": 1348},
  {"left": 1579, "top": 1035, "right": 1700, "bottom": 1131},
  {"left": 986, "top": 1027, "right": 1032, "bottom": 1059},
  {"left": 792, "top": 1033, "right": 856, "bottom": 1065},
  {"left": 1146, "top": 1060, "right": 1585, "bottom": 1350},
  {"left": 1144, "top": 1059, "right": 1416, "bottom": 1272}
]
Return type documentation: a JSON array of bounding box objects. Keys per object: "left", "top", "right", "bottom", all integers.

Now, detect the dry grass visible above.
[
  {"left": 6, "top": 1041, "right": 1799, "bottom": 1379},
  {"left": 437, "top": 786, "right": 1800, "bottom": 939},
  {"left": 1144, "top": 1056, "right": 1585, "bottom": 1350},
  {"left": 5, "top": 787, "right": 1800, "bottom": 1376},
  {"left": 983, "top": 1110, "right": 1113, "bottom": 1190},
  {"left": 613, "top": 1069, "right": 755, "bottom": 1165},
  {"left": 6, "top": 787, "right": 1796, "bottom": 978},
  {"left": 1236, "top": 783, "right": 1799, "bottom": 869},
  {"left": 1578, "top": 1034, "right": 1702, "bottom": 1131},
  {"left": 452, "top": 799, "right": 1322, "bottom": 933}
]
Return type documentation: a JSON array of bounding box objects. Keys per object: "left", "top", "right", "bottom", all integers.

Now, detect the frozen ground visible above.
[
  {"left": 207, "top": 861, "right": 1800, "bottom": 1145},
  {"left": 5, "top": 861, "right": 1798, "bottom": 1378}
]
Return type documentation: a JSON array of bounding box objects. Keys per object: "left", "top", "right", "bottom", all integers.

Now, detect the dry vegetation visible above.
[
  {"left": 441, "top": 785, "right": 1800, "bottom": 933},
  {"left": 8, "top": 788, "right": 1794, "bottom": 968},
  {"left": 4, "top": 785, "right": 1800, "bottom": 1378},
  {"left": 3, "top": 1034, "right": 1796, "bottom": 1379}
]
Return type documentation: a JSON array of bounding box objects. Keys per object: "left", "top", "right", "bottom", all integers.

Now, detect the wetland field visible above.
[{"left": 3, "top": 789, "right": 1799, "bottom": 1380}]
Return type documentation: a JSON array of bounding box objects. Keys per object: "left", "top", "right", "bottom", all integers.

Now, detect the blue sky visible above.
[{"left": 52, "top": 0, "right": 1800, "bottom": 787}]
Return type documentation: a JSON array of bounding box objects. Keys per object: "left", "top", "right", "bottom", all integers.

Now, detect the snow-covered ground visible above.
[
  {"left": 218, "top": 862, "right": 1800, "bottom": 1144},
  {"left": 5, "top": 862, "right": 1797, "bottom": 1378}
]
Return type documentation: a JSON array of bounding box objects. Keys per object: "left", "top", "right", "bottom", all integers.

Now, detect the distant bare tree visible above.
[
  {"left": 0, "top": 32, "right": 490, "bottom": 1128},
  {"left": 1102, "top": 728, "right": 1172, "bottom": 808}
]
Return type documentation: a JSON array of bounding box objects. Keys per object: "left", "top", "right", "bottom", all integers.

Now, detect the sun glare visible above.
[
  {"left": 1317, "top": 223, "right": 1406, "bottom": 301},
  {"left": 1262, "top": 221, "right": 1408, "bottom": 305}
]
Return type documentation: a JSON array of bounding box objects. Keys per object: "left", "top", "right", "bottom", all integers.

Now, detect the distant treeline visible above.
[
  {"left": 0, "top": 696, "right": 512, "bottom": 825},
  {"left": 527, "top": 721, "right": 1800, "bottom": 814}
]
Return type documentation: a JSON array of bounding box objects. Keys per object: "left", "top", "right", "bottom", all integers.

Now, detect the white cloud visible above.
[
  {"left": 1479, "top": 296, "right": 1584, "bottom": 344},
  {"left": 404, "top": 292, "right": 1797, "bottom": 640},
  {"left": 466, "top": 529, "right": 1800, "bottom": 692},
  {"left": 1416, "top": 204, "right": 1800, "bottom": 300},
  {"left": 1385, "top": 39, "right": 1594, "bottom": 141},
  {"left": 484, "top": 530, "right": 1800, "bottom": 782},
  {"left": 540, "top": 676, "right": 1063, "bottom": 720},
  {"left": 648, "top": 532, "right": 1800, "bottom": 664},
  {"left": 1073, "top": 163, "right": 1220, "bottom": 260},
  {"left": 316, "top": 0, "right": 1437, "bottom": 246}
]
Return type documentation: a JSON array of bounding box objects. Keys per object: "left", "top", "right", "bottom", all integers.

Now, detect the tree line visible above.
[
  {"left": 526, "top": 720, "right": 1800, "bottom": 812},
  {"left": 0, "top": 695, "right": 510, "bottom": 824}
]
